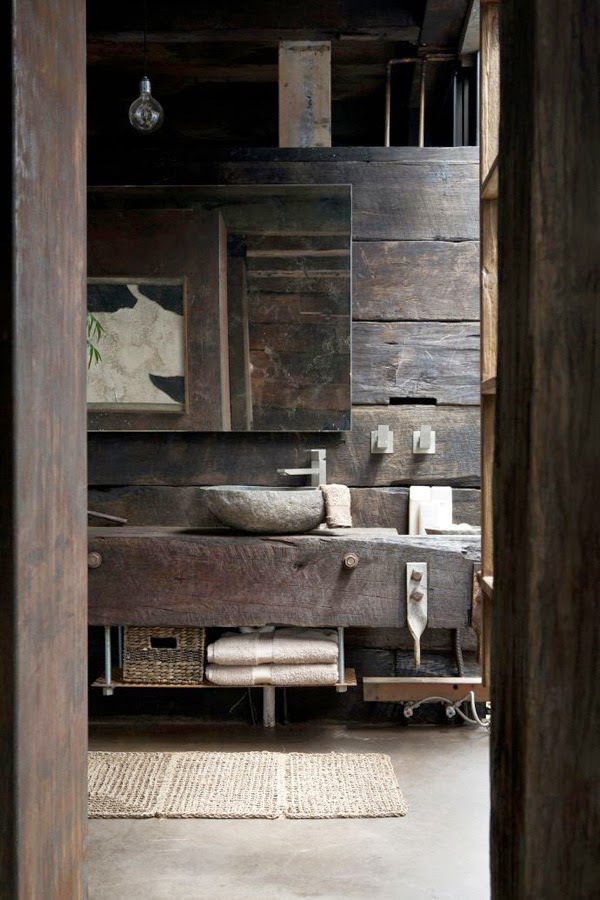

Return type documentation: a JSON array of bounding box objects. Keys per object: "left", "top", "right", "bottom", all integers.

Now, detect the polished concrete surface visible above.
[{"left": 88, "top": 723, "right": 490, "bottom": 900}]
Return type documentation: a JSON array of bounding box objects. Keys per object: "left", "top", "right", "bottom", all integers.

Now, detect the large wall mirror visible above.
[{"left": 88, "top": 185, "right": 352, "bottom": 432}]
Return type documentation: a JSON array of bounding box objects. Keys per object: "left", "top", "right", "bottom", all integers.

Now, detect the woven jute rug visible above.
[{"left": 88, "top": 751, "right": 408, "bottom": 819}]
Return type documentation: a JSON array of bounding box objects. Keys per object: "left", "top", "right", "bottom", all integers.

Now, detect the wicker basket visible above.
[{"left": 122, "top": 627, "right": 205, "bottom": 684}]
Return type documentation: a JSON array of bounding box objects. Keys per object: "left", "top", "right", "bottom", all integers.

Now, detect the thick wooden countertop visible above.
[{"left": 88, "top": 527, "right": 480, "bottom": 629}]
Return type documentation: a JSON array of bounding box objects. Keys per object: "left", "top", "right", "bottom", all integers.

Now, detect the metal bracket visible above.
[
  {"left": 336, "top": 626, "right": 347, "bottom": 693},
  {"left": 371, "top": 424, "right": 394, "bottom": 454},
  {"left": 413, "top": 425, "right": 436, "bottom": 454},
  {"left": 407, "top": 563, "right": 428, "bottom": 668},
  {"left": 103, "top": 625, "right": 114, "bottom": 696}
]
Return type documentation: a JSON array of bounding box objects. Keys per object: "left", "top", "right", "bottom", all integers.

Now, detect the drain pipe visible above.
[{"left": 385, "top": 54, "right": 458, "bottom": 148}]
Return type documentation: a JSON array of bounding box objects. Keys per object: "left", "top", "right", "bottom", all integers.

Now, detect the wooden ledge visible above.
[
  {"left": 92, "top": 667, "right": 357, "bottom": 690},
  {"left": 363, "top": 676, "right": 489, "bottom": 703}
]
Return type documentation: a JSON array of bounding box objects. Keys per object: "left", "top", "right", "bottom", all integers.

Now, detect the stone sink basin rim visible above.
[{"left": 202, "top": 485, "right": 325, "bottom": 534}]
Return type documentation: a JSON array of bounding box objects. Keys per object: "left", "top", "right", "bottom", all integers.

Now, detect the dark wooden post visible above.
[
  {"left": 1, "top": 1, "right": 87, "bottom": 896},
  {"left": 493, "top": 1, "right": 600, "bottom": 896}
]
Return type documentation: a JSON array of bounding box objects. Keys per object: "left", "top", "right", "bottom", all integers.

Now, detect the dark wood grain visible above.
[
  {"left": 419, "top": 0, "right": 470, "bottom": 47},
  {"left": 88, "top": 406, "right": 481, "bottom": 487},
  {"left": 89, "top": 150, "right": 480, "bottom": 241},
  {"left": 493, "top": 2, "right": 600, "bottom": 896},
  {"left": 88, "top": 529, "right": 480, "bottom": 629},
  {"left": 353, "top": 322, "right": 480, "bottom": 405},
  {"left": 87, "top": 485, "right": 481, "bottom": 530},
  {"left": 353, "top": 241, "right": 480, "bottom": 321},
  {"left": 87, "top": 2, "right": 421, "bottom": 42},
  {"left": 1, "top": 1, "right": 87, "bottom": 895}
]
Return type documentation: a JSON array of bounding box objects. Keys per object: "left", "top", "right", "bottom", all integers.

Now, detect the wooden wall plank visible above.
[
  {"left": 493, "top": 0, "right": 600, "bottom": 895},
  {"left": 88, "top": 406, "right": 480, "bottom": 487},
  {"left": 353, "top": 241, "right": 480, "bottom": 321},
  {"left": 353, "top": 322, "right": 480, "bottom": 405},
  {"left": 480, "top": 1, "right": 499, "bottom": 180},
  {"left": 88, "top": 485, "right": 481, "bottom": 530},
  {"left": 279, "top": 41, "right": 331, "bottom": 147},
  {"left": 481, "top": 199, "right": 498, "bottom": 378},
  {"left": 89, "top": 149, "right": 480, "bottom": 241},
  {"left": 1, "top": 1, "right": 87, "bottom": 895}
]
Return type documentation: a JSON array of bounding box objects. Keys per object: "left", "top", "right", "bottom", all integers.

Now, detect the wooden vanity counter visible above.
[{"left": 88, "top": 526, "right": 480, "bottom": 629}]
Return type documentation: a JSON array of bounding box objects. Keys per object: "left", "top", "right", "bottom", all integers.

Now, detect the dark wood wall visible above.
[
  {"left": 88, "top": 146, "right": 480, "bottom": 502},
  {"left": 88, "top": 146, "right": 481, "bottom": 679},
  {"left": 2, "top": 0, "right": 87, "bottom": 895}
]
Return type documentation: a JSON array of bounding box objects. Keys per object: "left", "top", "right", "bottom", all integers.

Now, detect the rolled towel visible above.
[
  {"left": 319, "top": 483, "right": 352, "bottom": 528},
  {"left": 206, "top": 628, "right": 338, "bottom": 667},
  {"left": 205, "top": 663, "right": 340, "bottom": 687}
]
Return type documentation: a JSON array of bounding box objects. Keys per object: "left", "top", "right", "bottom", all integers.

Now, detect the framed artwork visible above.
[
  {"left": 87, "top": 206, "right": 230, "bottom": 431},
  {"left": 87, "top": 278, "right": 186, "bottom": 411}
]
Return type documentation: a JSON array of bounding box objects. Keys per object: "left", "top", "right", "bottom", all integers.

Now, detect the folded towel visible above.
[
  {"left": 206, "top": 628, "right": 338, "bottom": 667},
  {"left": 205, "top": 663, "right": 340, "bottom": 687},
  {"left": 320, "top": 483, "right": 352, "bottom": 528}
]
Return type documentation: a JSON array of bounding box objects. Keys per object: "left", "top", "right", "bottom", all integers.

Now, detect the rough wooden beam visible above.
[
  {"left": 88, "top": 530, "right": 480, "bottom": 629},
  {"left": 353, "top": 241, "right": 480, "bottom": 321},
  {"left": 88, "top": 405, "right": 481, "bottom": 487},
  {"left": 353, "top": 322, "right": 480, "bottom": 405},
  {"left": 279, "top": 42, "right": 331, "bottom": 147},
  {"left": 87, "top": 485, "right": 482, "bottom": 531}
]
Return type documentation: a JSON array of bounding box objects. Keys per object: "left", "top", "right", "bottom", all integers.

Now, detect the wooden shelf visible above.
[
  {"left": 363, "top": 676, "right": 489, "bottom": 703},
  {"left": 481, "top": 154, "right": 498, "bottom": 199},
  {"left": 481, "top": 376, "right": 497, "bottom": 395},
  {"left": 479, "top": 575, "right": 494, "bottom": 600},
  {"left": 92, "top": 667, "right": 357, "bottom": 690}
]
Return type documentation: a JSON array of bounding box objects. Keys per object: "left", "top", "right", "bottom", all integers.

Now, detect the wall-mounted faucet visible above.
[{"left": 277, "top": 449, "right": 327, "bottom": 487}]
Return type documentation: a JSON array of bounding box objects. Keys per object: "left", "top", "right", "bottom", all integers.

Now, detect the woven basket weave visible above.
[{"left": 123, "top": 627, "right": 205, "bottom": 684}]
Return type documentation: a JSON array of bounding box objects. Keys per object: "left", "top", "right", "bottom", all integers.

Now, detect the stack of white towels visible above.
[{"left": 204, "top": 627, "right": 340, "bottom": 686}]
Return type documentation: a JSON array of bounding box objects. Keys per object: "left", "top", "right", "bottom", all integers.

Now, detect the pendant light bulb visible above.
[{"left": 129, "top": 76, "right": 164, "bottom": 133}]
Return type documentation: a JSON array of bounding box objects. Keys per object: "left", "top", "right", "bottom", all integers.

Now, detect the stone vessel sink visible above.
[{"left": 202, "top": 486, "right": 325, "bottom": 534}]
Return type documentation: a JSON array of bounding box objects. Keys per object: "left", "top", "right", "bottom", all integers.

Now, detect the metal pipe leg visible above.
[
  {"left": 117, "top": 625, "right": 123, "bottom": 669},
  {"left": 263, "top": 686, "right": 276, "bottom": 727},
  {"left": 336, "top": 626, "right": 347, "bottom": 693},
  {"left": 103, "top": 625, "right": 114, "bottom": 696}
]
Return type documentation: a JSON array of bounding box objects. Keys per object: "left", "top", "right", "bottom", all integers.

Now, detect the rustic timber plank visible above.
[
  {"left": 493, "top": 1, "right": 600, "bottom": 896},
  {"left": 87, "top": 4, "right": 421, "bottom": 43},
  {"left": 480, "top": 1, "right": 499, "bottom": 181},
  {"left": 481, "top": 199, "right": 498, "bottom": 379},
  {"left": 279, "top": 41, "right": 331, "bottom": 147},
  {"left": 353, "top": 241, "right": 480, "bottom": 321},
  {"left": 88, "top": 530, "right": 480, "bottom": 629},
  {"left": 88, "top": 406, "right": 481, "bottom": 487},
  {"left": 1, "top": 1, "right": 87, "bottom": 895},
  {"left": 89, "top": 150, "right": 480, "bottom": 241},
  {"left": 419, "top": 0, "right": 472, "bottom": 48},
  {"left": 87, "top": 486, "right": 481, "bottom": 530},
  {"left": 353, "top": 322, "right": 480, "bottom": 405},
  {"left": 363, "top": 678, "right": 489, "bottom": 703}
]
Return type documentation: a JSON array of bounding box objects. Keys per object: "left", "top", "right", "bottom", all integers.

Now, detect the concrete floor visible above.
[{"left": 88, "top": 722, "right": 490, "bottom": 900}]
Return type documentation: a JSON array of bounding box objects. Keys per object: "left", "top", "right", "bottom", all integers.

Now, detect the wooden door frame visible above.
[{"left": 1, "top": 1, "right": 87, "bottom": 896}]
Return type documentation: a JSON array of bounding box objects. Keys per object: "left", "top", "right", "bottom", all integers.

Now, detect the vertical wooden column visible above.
[
  {"left": 1, "top": 1, "right": 87, "bottom": 896},
  {"left": 493, "top": 0, "right": 600, "bottom": 896},
  {"left": 279, "top": 41, "right": 331, "bottom": 147}
]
